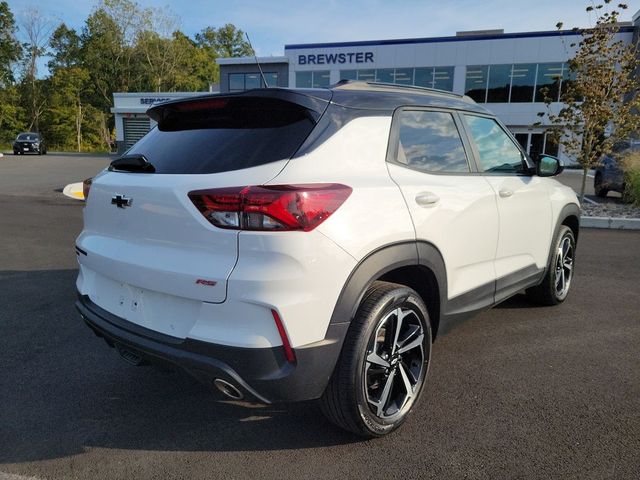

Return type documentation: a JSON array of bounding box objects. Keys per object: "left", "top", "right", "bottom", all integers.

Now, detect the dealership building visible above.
[{"left": 113, "top": 12, "right": 639, "bottom": 159}]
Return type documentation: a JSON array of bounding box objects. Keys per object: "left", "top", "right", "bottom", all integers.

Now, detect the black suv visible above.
[{"left": 13, "top": 132, "right": 47, "bottom": 155}]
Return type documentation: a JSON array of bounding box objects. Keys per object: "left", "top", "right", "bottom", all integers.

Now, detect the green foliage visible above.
[
  {"left": 621, "top": 152, "right": 640, "bottom": 206},
  {"left": 1, "top": 0, "right": 253, "bottom": 152},
  {"left": 0, "top": 1, "right": 22, "bottom": 87},
  {"left": 539, "top": 3, "right": 639, "bottom": 203}
]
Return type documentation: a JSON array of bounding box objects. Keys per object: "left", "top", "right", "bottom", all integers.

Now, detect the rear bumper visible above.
[{"left": 75, "top": 294, "right": 348, "bottom": 403}]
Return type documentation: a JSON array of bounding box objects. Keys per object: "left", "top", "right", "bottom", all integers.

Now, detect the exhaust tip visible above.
[
  {"left": 115, "top": 344, "right": 145, "bottom": 366},
  {"left": 214, "top": 378, "right": 244, "bottom": 400}
]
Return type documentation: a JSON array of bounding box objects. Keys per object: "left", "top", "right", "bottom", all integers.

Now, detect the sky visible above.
[{"left": 8, "top": 0, "right": 639, "bottom": 59}]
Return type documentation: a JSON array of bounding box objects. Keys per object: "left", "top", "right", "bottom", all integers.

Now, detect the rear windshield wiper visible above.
[{"left": 109, "top": 154, "right": 156, "bottom": 173}]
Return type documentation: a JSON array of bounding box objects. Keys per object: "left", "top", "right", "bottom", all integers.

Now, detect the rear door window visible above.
[
  {"left": 128, "top": 97, "right": 317, "bottom": 174},
  {"left": 394, "top": 110, "right": 470, "bottom": 173}
]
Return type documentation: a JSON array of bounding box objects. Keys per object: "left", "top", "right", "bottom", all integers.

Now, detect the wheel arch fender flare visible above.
[
  {"left": 328, "top": 241, "right": 448, "bottom": 328},
  {"left": 546, "top": 203, "right": 580, "bottom": 268}
]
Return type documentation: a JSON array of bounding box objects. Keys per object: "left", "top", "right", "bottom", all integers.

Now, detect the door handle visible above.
[
  {"left": 415, "top": 192, "right": 440, "bottom": 207},
  {"left": 499, "top": 189, "right": 514, "bottom": 198}
]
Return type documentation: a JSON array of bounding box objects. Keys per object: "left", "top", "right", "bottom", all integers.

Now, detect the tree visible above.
[
  {"left": 48, "top": 24, "right": 81, "bottom": 71},
  {"left": 0, "top": 1, "right": 22, "bottom": 87},
  {"left": 539, "top": 2, "right": 640, "bottom": 203},
  {"left": 18, "top": 6, "right": 54, "bottom": 131},
  {"left": 195, "top": 23, "right": 252, "bottom": 83},
  {"left": 46, "top": 66, "right": 90, "bottom": 151},
  {"left": 0, "top": 1, "right": 24, "bottom": 144},
  {"left": 81, "top": 0, "right": 148, "bottom": 109}
]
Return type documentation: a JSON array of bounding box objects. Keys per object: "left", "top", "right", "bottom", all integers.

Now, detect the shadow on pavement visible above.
[{"left": 0, "top": 269, "right": 362, "bottom": 465}]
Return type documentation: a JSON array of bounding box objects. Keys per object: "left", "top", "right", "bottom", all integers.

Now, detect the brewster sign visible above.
[{"left": 298, "top": 52, "right": 374, "bottom": 65}]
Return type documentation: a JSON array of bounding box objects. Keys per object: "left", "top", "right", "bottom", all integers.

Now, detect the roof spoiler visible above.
[{"left": 147, "top": 88, "right": 333, "bottom": 126}]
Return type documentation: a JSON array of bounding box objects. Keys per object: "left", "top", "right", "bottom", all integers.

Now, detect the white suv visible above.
[{"left": 76, "top": 82, "right": 580, "bottom": 437}]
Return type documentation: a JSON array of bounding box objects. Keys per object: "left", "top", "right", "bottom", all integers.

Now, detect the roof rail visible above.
[{"left": 331, "top": 79, "right": 465, "bottom": 99}]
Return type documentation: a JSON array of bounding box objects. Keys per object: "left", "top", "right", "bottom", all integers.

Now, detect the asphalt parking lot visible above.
[{"left": 1, "top": 153, "right": 639, "bottom": 479}]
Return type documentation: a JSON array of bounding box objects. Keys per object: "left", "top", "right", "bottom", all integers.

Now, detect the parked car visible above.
[
  {"left": 75, "top": 82, "right": 580, "bottom": 437},
  {"left": 594, "top": 141, "right": 640, "bottom": 197},
  {"left": 13, "top": 132, "right": 46, "bottom": 155}
]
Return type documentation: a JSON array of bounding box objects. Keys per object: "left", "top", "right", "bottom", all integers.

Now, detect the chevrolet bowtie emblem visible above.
[{"left": 111, "top": 194, "right": 132, "bottom": 208}]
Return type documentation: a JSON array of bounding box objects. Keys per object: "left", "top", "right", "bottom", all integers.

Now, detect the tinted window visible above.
[
  {"left": 312, "top": 71, "right": 330, "bottom": 88},
  {"left": 465, "top": 65, "right": 488, "bottom": 103},
  {"left": 376, "top": 69, "right": 394, "bottom": 83},
  {"left": 340, "top": 69, "right": 357, "bottom": 80},
  {"left": 510, "top": 64, "right": 536, "bottom": 102},
  {"left": 128, "top": 97, "right": 316, "bottom": 174},
  {"left": 465, "top": 115, "right": 523, "bottom": 173},
  {"left": 535, "top": 63, "right": 563, "bottom": 102},
  {"left": 296, "top": 71, "right": 312, "bottom": 88},
  {"left": 433, "top": 67, "right": 454, "bottom": 91},
  {"left": 396, "top": 110, "right": 469, "bottom": 173},
  {"left": 486, "top": 64, "right": 511, "bottom": 103}
]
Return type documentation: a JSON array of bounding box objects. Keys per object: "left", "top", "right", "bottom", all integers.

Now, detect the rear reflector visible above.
[
  {"left": 271, "top": 309, "right": 296, "bottom": 364},
  {"left": 188, "top": 184, "right": 352, "bottom": 232}
]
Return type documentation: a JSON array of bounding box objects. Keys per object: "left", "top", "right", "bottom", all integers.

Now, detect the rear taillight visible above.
[
  {"left": 82, "top": 178, "right": 92, "bottom": 200},
  {"left": 188, "top": 184, "right": 352, "bottom": 232}
]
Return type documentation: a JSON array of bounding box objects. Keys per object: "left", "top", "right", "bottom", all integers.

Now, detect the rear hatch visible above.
[{"left": 76, "top": 90, "right": 331, "bottom": 337}]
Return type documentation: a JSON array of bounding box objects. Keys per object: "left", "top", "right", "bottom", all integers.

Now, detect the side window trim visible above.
[
  {"left": 461, "top": 113, "right": 532, "bottom": 176},
  {"left": 385, "top": 106, "right": 478, "bottom": 176}
]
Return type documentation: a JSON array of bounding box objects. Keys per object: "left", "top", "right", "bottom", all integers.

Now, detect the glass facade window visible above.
[
  {"left": 486, "top": 64, "right": 512, "bottom": 103},
  {"left": 510, "top": 131, "right": 560, "bottom": 160},
  {"left": 396, "top": 110, "right": 469, "bottom": 173},
  {"left": 509, "top": 64, "right": 537, "bottom": 103},
  {"left": 229, "top": 72, "right": 278, "bottom": 92},
  {"left": 340, "top": 69, "right": 358, "bottom": 80},
  {"left": 433, "top": 67, "right": 454, "bottom": 91},
  {"left": 312, "top": 71, "right": 330, "bottom": 88},
  {"left": 229, "top": 73, "right": 244, "bottom": 92},
  {"left": 466, "top": 63, "right": 570, "bottom": 104},
  {"left": 375, "top": 68, "right": 395, "bottom": 83},
  {"left": 245, "top": 73, "right": 261, "bottom": 90},
  {"left": 296, "top": 71, "right": 330, "bottom": 88},
  {"left": 414, "top": 67, "right": 432, "bottom": 88},
  {"left": 560, "top": 64, "right": 577, "bottom": 100},
  {"left": 356, "top": 69, "right": 375, "bottom": 81},
  {"left": 336, "top": 66, "right": 454, "bottom": 91},
  {"left": 295, "top": 71, "right": 312, "bottom": 88},
  {"left": 394, "top": 68, "right": 414, "bottom": 85},
  {"left": 263, "top": 72, "right": 278, "bottom": 87},
  {"left": 465, "top": 65, "right": 489, "bottom": 103},
  {"left": 535, "top": 63, "right": 563, "bottom": 102}
]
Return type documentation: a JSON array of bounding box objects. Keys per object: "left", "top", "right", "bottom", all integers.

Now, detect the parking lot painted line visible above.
[
  {"left": 581, "top": 216, "right": 640, "bottom": 230},
  {"left": 0, "top": 472, "right": 43, "bottom": 480},
  {"left": 62, "top": 182, "right": 85, "bottom": 201}
]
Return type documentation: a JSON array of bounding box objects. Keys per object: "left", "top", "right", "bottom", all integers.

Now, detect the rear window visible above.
[{"left": 128, "top": 97, "right": 317, "bottom": 174}]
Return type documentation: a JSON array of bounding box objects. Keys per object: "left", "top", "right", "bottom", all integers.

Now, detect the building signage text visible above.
[
  {"left": 139, "top": 97, "right": 172, "bottom": 105},
  {"left": 298, "top": 52, "right": 374, "bottom": 65}
]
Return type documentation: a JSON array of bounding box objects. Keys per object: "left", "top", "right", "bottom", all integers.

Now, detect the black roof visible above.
[
  {"left": 325, "top": 80, "right": 488, "bottom": 113},
  {"left": 147, "top": 81, "right": 488, "bottom": 123}
]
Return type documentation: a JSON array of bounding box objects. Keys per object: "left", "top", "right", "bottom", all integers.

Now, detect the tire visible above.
[
  {"left": 594, "top": 174, "right": 608, "bottom": 198},
  {"left": 526, "top": 225, "right": 576, "bottom": 306},
  {"left": 320, "top": 281, "right": 432, "bottom": 437}
]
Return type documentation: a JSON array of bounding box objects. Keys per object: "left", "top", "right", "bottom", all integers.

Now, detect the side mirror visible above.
[{"left": 536, "top": 155, "right": 563, "bottom": 177}]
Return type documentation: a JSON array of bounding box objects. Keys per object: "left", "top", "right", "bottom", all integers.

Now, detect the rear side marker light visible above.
[
  {"left": 188, "top": 184, "right": 352, "bottom": 232},
  {"left": 271, "top": 309, "right": 296, "bottom": 364}
]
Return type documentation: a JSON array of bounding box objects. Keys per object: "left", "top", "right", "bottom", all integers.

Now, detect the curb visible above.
[{"left": 581, "top": 216, "right": 640, "bottom": 230}]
